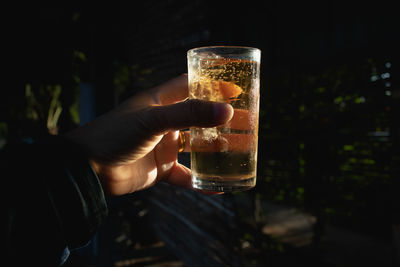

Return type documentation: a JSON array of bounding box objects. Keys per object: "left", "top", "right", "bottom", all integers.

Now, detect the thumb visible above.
[{"left": 143, "top": 99, "right": 234, "bottom": 134}]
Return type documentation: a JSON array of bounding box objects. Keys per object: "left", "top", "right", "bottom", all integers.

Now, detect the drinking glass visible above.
[{"left": 187, "top": 46, "right": 261, "bottom": 192}]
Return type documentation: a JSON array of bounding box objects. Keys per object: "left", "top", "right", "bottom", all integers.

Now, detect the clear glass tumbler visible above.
[{"left": 187, "top": 46, "right": 261, "bottom": 192}]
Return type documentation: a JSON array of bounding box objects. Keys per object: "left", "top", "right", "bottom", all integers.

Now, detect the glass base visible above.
[{"left": 192, "top": 175, "right": 256, "bottom": 192}]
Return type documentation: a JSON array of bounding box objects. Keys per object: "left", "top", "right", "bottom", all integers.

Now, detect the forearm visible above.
[{"left": 1, "top": 135, "right": 108, "bottom": 266}]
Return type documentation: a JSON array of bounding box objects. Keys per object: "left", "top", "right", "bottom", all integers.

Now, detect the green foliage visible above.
[
  {"left": 258, "top": 57, "right": 394, "bottom": 236},
  {"left": 46, "top": 85, "right": 63, "bottom": 132},
  {"left": 69, "top": 99, "right": 80, "bottom": 125},
  {"left": 24, "top": 83, "right": 63, "bottom": 134}
]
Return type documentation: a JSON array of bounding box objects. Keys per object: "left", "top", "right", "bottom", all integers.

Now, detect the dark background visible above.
[{"left": 2, "top": 1, "right": 400, "bottom": 266}]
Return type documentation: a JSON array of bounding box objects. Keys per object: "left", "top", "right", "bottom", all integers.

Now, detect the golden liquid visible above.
[
  {"left": 191, "top": 151, "right": 256, "bottom": 181},
  {"left": 189, "top": 58, "right": 259, "bottom": 182}
]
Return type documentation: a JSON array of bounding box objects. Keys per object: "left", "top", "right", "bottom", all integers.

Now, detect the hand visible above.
[{"left": 65, "top": 75, "right": 233, "bottom": 195}]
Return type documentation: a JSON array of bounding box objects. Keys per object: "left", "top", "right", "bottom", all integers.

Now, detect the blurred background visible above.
[{"left": 2, "top": 1, "right": 400, "bottom": 266}]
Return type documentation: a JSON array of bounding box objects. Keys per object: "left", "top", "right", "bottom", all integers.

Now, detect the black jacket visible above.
[{"left": 1, "top": 135, "right": 108, "bottom": 266}]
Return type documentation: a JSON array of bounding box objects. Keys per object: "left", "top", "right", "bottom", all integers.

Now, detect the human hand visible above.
[{"left": 65, "top": 75, "right": 233, "bottom": 195}]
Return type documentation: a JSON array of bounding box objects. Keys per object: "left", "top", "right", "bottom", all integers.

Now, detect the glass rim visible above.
[{"left": 187, "top": 45, "right": 261, "bottom": 58}]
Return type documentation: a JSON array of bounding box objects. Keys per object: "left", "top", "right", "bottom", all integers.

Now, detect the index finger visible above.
[
  {"left": 151, "top": 74, "right": 189, "bottom": 105},
  {"left": 117, "top": 74, "right": 189, "bottom": 112}
]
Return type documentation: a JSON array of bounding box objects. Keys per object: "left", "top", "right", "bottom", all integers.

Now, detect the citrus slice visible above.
[
  {"left": 212, "top": 80, "right": 243, "bottom": 100},
  {"left": 228, "top": 109, "right": 254, "bottom": 131}
]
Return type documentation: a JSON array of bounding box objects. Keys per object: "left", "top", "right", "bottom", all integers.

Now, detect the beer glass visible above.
[{"left": 187, "top": 46, "right": 261, "bottom": 192}]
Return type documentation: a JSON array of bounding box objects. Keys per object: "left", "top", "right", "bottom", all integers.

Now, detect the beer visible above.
[{"left": 188, "top": 47, "right": 261, "bottom": 192}]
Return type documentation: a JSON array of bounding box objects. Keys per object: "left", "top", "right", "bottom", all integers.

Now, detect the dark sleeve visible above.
[{"left": 1, "top": 135, "right": 108, "bottom": 266}]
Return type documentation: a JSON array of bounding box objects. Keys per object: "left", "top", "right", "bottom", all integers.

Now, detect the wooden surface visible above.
[{"left": 146, "top": 183, "right": 243, "bottom": 267}]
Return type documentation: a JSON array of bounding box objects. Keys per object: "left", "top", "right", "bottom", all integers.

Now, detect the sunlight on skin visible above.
[
  {"left": 67, "top": 75, "right": 233, "bottom": 195},
  {"left": 156, "top": 130, "right": 180, "bottom": 173}
]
